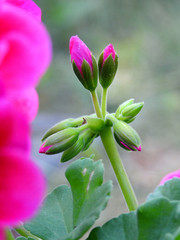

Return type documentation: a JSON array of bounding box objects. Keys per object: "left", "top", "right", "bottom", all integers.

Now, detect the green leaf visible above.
[
  {"left": 138, "top": 198, "right": 180, "bottom": 239},
  {"left": 147, "top": 178, "right": 180, "bottom": 202},
  {"left": 16, "top": 238, "right": 35, "bottom": 240},
  {"left": 24, "top": 158, "right": 112, "bottom": 240},
  {"left": 87, "top": 211, "right": 137, "bottom": 240},
  {"left": 87, "top": 197, "right": 180, "bottom": 240}
]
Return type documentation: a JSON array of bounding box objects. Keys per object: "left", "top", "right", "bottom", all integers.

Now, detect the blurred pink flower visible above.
[
  {"left": 69, "top": 35, "right": 92, "bottom": 75},
  {"left": 4, "top": 0, "right": 41, "bottom": 21},
  {"left": 0, "top": 149, "right": 46, "bottom": 227},
  {"left": 0, "top": 98, "right": 46, "bottom": 235},
  {"left": 102, "top": 44, "right": 116, "bottom": 65},
  {"left": 6, "top": 87, "right": 39, "bottom": 122},
  {"left": 0, "top": 228, "right": 4, "bottom": 240},
  {"left": 160, "top": 170, "right": 180, "bottom": 185},
  {"left": 0, "top": 98, "right": 31, "bottom": 153},
  {"left": 0, "top": 3, "right": 52, "bottom": 90}
]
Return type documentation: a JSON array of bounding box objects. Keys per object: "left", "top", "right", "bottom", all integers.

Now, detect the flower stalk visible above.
[{"left": 100, "top": 126, "right": 138, "bottom": 211}]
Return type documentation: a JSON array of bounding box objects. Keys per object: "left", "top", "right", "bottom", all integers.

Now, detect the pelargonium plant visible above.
[{"left": 1, "top": 1, "right": 180, "bottom": 240}]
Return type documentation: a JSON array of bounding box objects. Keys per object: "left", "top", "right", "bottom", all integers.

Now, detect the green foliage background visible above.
[{"left": 32, "top": 0, "right": 180, "bottom": 231}]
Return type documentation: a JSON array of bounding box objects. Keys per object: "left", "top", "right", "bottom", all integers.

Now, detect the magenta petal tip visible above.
[
  {"left": 39, "top": 142, "right": 51, "bottom": 153},
  {"left": 103, "top": 44, "right": 116, "bottom": 64}
]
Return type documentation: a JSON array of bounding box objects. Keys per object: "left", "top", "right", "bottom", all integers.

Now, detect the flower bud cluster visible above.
[
  {"left": 39, "top": 116, "right": 105, "bottom": 162},
  {"left": 41, "top": 36, "right": 144, "bottom": 159}
]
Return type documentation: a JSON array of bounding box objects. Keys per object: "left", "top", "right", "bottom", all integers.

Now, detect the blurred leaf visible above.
[
  {"left": 24, "top": 158, "right": 112, "bottom": 240},
  {"left": 147, "top": 178, "right": 180, "bottom": 202},
  {"left": 16, "top": 238, "right": 35, "bottom": 240}
]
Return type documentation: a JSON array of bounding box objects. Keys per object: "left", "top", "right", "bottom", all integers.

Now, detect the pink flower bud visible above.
[
  {"left": 69, "top": 35, "right": 98, "bottom": 91},
  {"left": 98, "top": 44, "right": 118, "bottom": 88},
  {"left": 69, "top": 35, "right": 92, "bottom": 75},
  {"left": 102, "top": 44, "right": 116, "bottom": 65},
  {"left": 160, "top": 170, "right": 180, "bottom": 185}
]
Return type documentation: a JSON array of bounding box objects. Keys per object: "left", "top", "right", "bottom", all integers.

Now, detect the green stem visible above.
[
  {"left": 101, "top": 88, "right": 108, "bottom": 119},
  {"left": 91, "top": 90, "right": 102, "bottom": 118},
  {"left": 15, "top": 227, "right": 41, "bottom": 240},
  {"left": 100, "top": 126, "right": 138, "bottom": 211}
]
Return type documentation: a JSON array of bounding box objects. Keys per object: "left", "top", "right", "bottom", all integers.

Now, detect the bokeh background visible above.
[{"left": 32, "top": 0, "right": 180, "bottom": 232}]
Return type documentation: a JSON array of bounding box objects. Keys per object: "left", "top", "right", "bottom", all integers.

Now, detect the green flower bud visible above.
[
  {"left": 41, "top": 128, "right": 79, "bottom": 154},
  {"left": 115, "top": 99, "right": 134, "bottom": 118},
  {"left": 98, "top": 44, "right": 118, "bottom": 89},
  {"left": 61, "top": 129, "right": 97, "bottom": 162},
  {"left": 121, "top": 102, "right": 144, "bottom": 118},
  {"left": 113, "top": 120, "right": 141, "bottom": 151},
  {"left": 41, "top": 118, "right": 76, "bottom": 141},
  {"left": 115, "top": 100, "right": 144, "bottom": 123}
]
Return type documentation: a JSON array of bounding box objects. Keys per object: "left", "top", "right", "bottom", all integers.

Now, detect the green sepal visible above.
[
  {"left": 72, "top": 60, "right": 88, "bottom": 89},
  {"left": 61, "top": 138, "right": 84, "bottom": 162},
  {"left": 81, "top": 59, "right": 97, "bottom": 91},
  {"left": 113, "top": 120, "right": 141, "bottom": 151},
  {"left": 44, "top": 127, "right": 79, "bottom": 146},
  {"left": 61, "top": 129, "right": 97, "bottom": 162},
  {"left": 115, "top": 98, "right": 134, "bottom": 118},
  {"left": 91, "top": 54, "right": 98, "bottom": 89},
  {"left": 124, "top": 116, "right": 136, "bottom": 123},
  {"left": 46, "top": 134, "right": 79, "bottom": 154},
  {"left": 86, "top": 117, "right": 105, "bottom": 133},
  {"left": 99, "top": 54, "right": 117, "bottom": 89},
  {"left": 41, "top": 118, "right": 80, "bottom": 141},
  {"left": 98, "top": 52, "right": 103, "bottom": 71},
  {"left": 121, "top": 102, "right": 144, "bottom": 118},
  {"left": 116, "top": 115, "right": 136, "bottom": 123}
]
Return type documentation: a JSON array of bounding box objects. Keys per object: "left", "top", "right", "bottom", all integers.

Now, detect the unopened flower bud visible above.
[
  {"left": 115, "top": 99, "right": 134, "bottom": 118},
  {"left": 41, "top": 117, "right": 84, "bottom": 141},
  {"left": 113, "top": 120, "right": 141, "bottom": 151},
  {"left": 39, "top": 142, "right": 52, "bottom": 153},
  {"left": 61, "top": 129, "right": 97, "bottom": 162},
  {"left": 121, "top": 102, "right": 144, "bottom": 118},
  {"left": 39, "top": 128, "right": 79, "bottom": 154},
  {"left": 98, "top": 44, "right": 118, "bottom": 88},
  {"left": 115, "top": 100, "right": 144, "bottom": 123},
  {"left": 70, "top": 35, "right": 98, "bottom": 91}
]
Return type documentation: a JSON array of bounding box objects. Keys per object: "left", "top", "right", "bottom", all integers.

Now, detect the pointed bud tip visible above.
[
  {"left": 103, "top": 44, "right": 116, "bottom": 64},
  {"left": 39, "top": 142, "right": 52, "bottom": 153},
  {"left": 136, "top": 145, "right": 141, "bottom": 151},
  {"left": 69, "top": 35, "right": 79, "bottom": 55}
]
